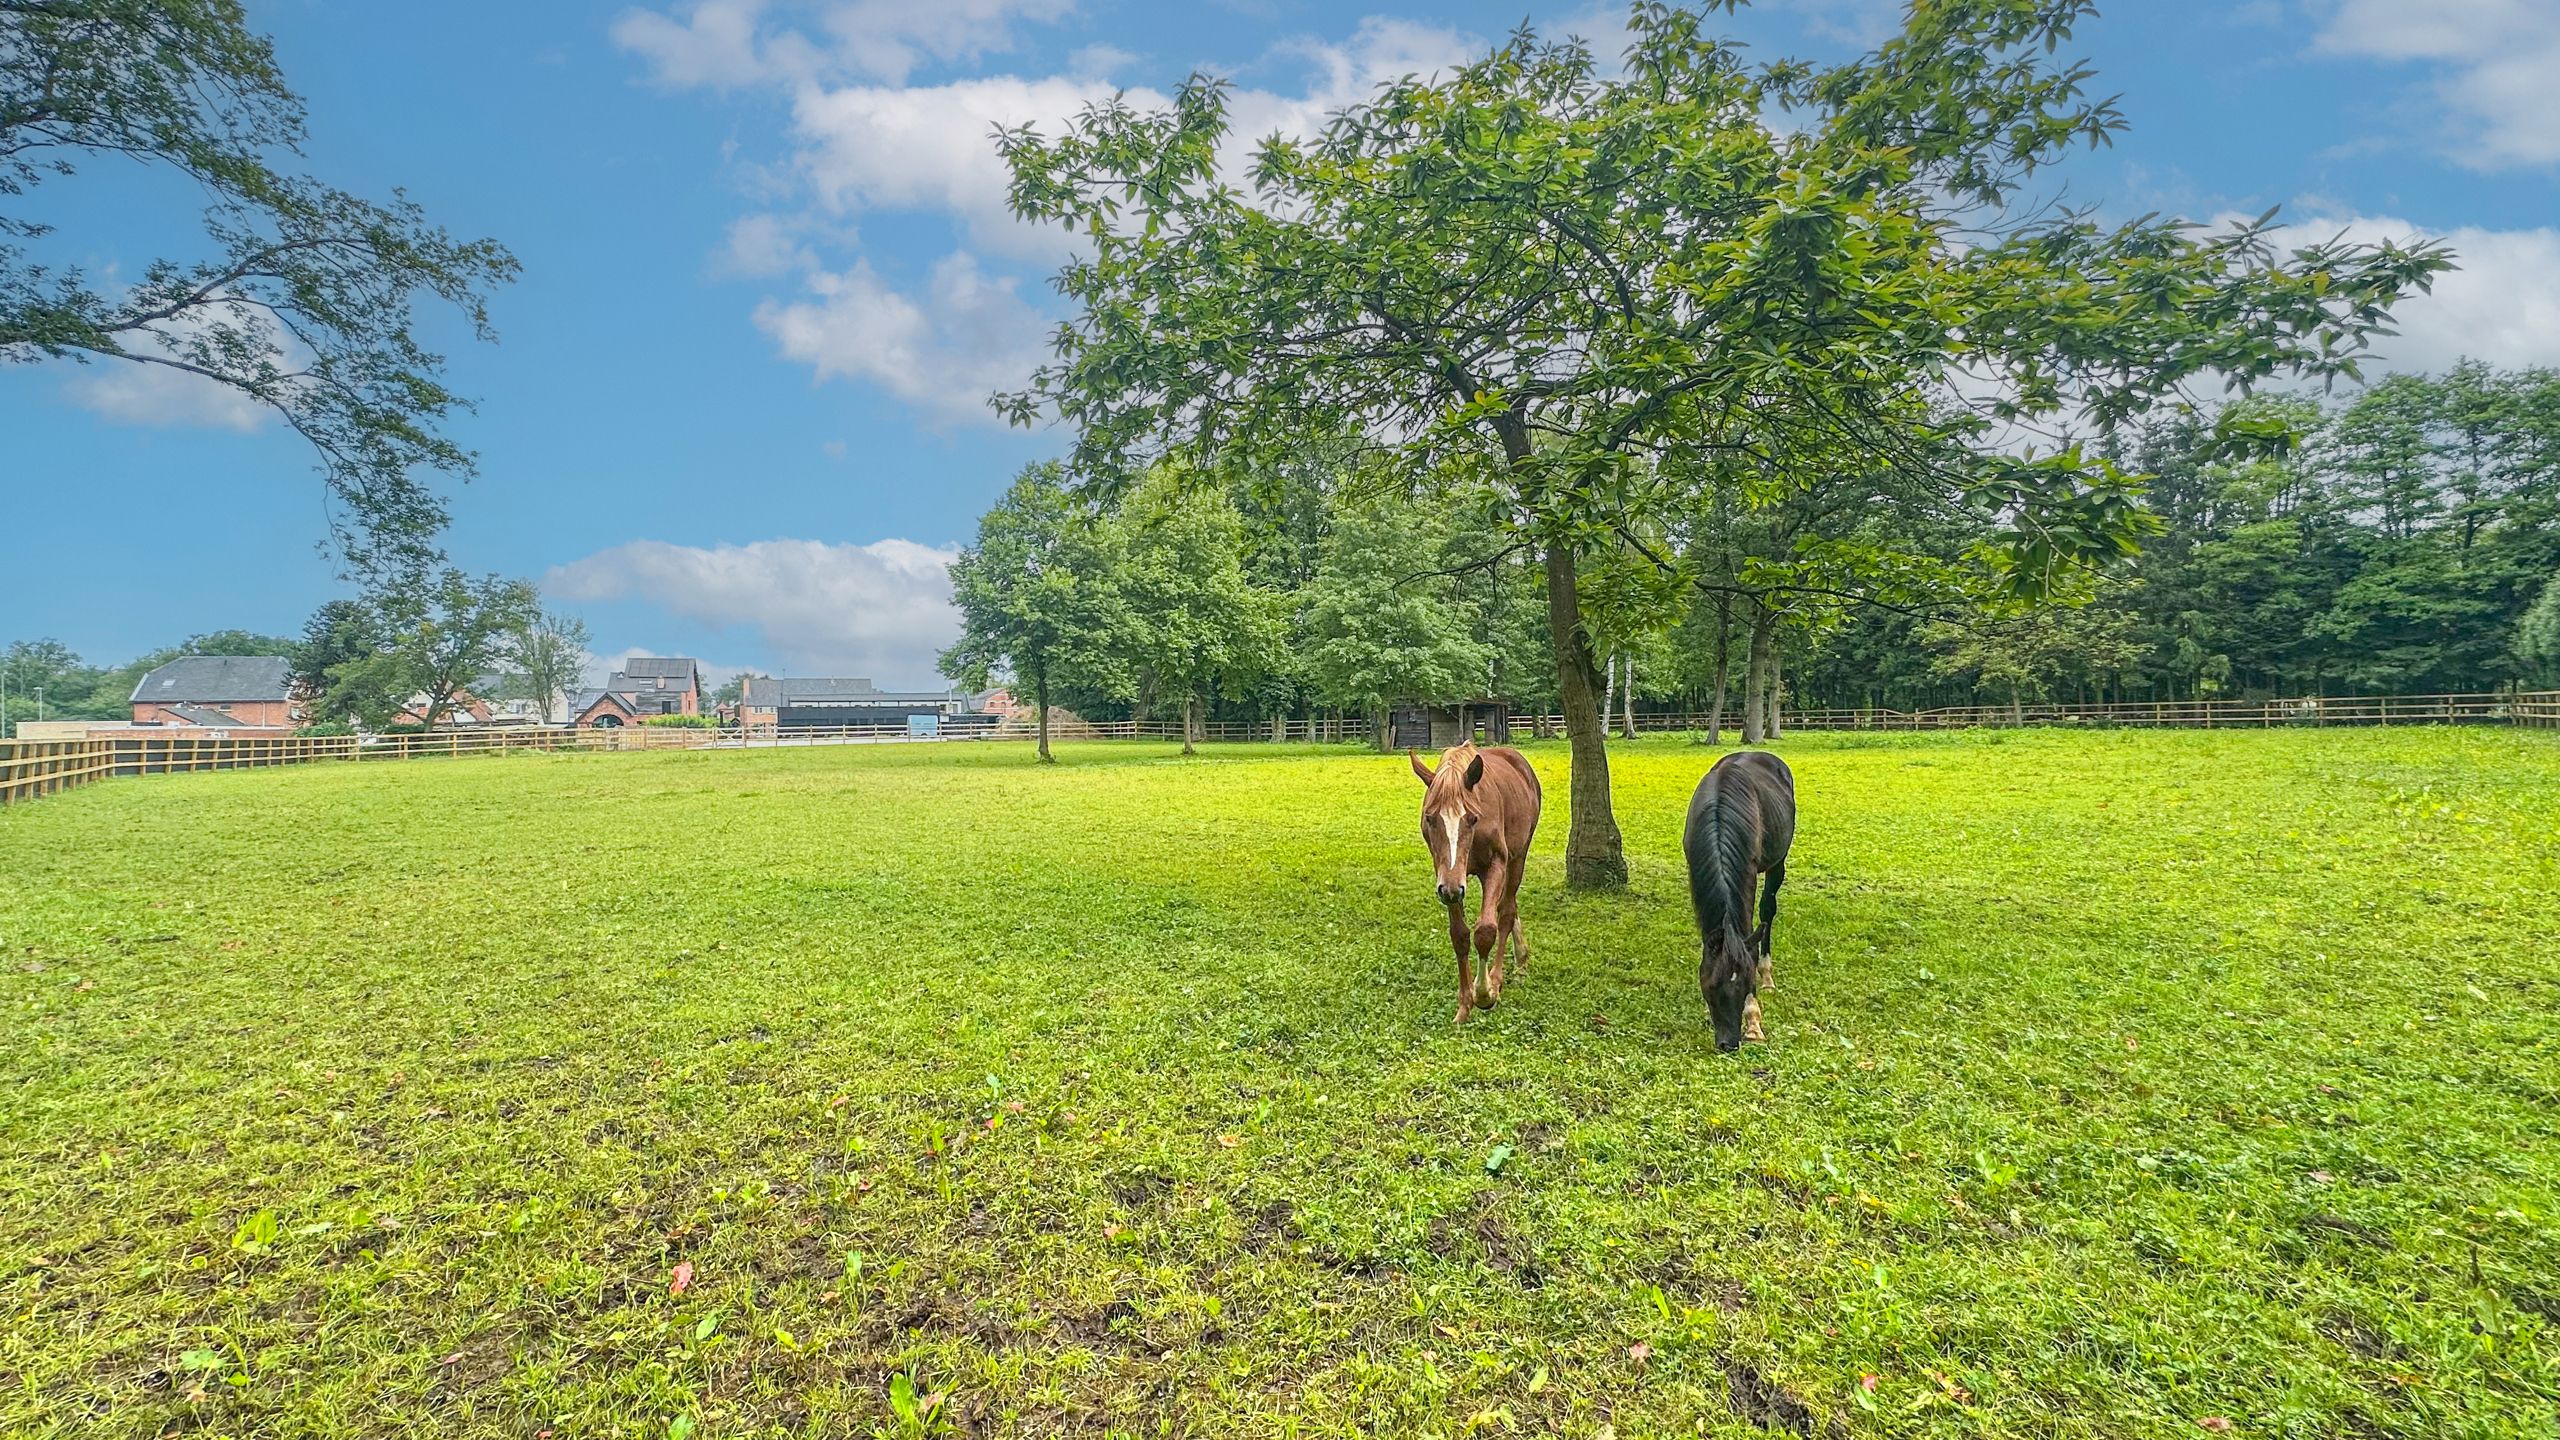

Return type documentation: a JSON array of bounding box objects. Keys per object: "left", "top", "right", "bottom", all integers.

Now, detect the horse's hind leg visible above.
[{"left": 1754, "top": 862, "right": 1785, "bottom": 991}]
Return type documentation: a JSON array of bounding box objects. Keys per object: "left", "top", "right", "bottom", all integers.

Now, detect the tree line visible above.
[{"left": 942, "top": 361, "right": 2560, "bottom": 760}]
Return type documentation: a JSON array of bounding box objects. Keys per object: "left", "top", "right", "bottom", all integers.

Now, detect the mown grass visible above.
[{"left": 1, "top": 728, "right": 2555, "bottom": 1439}]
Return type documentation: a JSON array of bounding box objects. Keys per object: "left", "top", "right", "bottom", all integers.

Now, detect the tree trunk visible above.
[
  {"left": 1601, "top": 653, "right": 1618, "bottom": 743},
  {"left": 1373, "top": 702, "right": 1393, "bottom": 754},
  {"left": 1742, "top": 608, "right": 1773, "bottom": 746},
  {"left": 1621, "top": 655, "right": 1638, "bottom": 739},
  {"left": 1765, "top": 639, "right": 1784, "bottom": 740},
  {"left": 1545, "top": 539, "right": 1627, "bottom": 889},
  {"left": 1034, "top": 667, "right": 1053, "bottom": 763},
  {"left": 1706, "top": 597, "right": 1732, "bottom": 745},
  {"left": 1182, "top": 693, "right": 1199, "bottom": 754}
]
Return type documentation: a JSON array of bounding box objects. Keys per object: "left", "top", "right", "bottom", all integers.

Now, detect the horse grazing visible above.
[
  {"left": 1682, "top": 750, "right": 1796, "bottom": 1052},
  {"left": 1410, "top": 742, "right": 1542, "bottom": 1025}
]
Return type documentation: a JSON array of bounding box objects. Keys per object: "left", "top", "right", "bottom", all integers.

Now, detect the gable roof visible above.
[
  {"left": 568, "top": 689, "right": 638, "bottom": 720},
  {"left": 132, "top": 655, "right": 293, "bottom": 705}
]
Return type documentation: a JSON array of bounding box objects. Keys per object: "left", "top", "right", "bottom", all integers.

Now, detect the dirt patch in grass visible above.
[{"left": 1725, "top": 1357, "right": 1824, "bottom": 1435}]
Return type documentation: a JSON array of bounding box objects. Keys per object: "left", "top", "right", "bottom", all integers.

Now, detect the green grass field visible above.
[{"left": 3, "top": 730, "right": 2556, "bottom": 1439}]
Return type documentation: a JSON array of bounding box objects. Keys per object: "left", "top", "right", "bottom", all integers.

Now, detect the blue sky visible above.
[{"left": 9, "top": 0, "right": 2556, "bottom": 687}]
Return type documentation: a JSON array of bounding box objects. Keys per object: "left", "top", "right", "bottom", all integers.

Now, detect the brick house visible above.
[
  {"left": 569, "top": 657, "right": 703, "bottom": 727},
  {"left": 130, "top": 656, "right": 299, "bottom": 728}
]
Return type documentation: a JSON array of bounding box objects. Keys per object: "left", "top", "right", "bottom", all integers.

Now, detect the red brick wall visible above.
[{"left": 132, "top": 700, "right": 297, "bottom": 727}]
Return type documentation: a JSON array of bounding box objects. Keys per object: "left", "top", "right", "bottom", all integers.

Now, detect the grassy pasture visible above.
[{"left": 1, "top": 729, "right": 2556, "bottom": 1439}]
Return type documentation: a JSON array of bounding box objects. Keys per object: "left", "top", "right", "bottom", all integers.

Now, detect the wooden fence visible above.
[
  {"left": 6, "top": 690, "right": 2556, "bottom": 806},
  {"left": 1604, "top": 690, "right": 2560, "bottom": 734}
]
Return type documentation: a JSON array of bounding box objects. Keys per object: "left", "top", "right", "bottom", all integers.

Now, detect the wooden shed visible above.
[{"left": 1387, "top": 700, "right": 1514, "bottom": 751}]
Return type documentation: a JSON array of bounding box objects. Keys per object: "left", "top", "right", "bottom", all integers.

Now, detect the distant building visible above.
[
  {"left": 569, "top": 656, "right": 703, "bottom": 728},
  {"left": 736, "top": 675, "right": 982, "bottom": 730},
  {"left": 130, "top": 656, "right": 299, "bottom": 728}
]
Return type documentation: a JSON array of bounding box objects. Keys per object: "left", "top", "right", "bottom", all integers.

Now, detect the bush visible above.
[
  {"left": 295, "top": 722, "right": 356, "bottom": 738},
  {"left": 642, "top": 713, "right": 721, "bottom": 729}
]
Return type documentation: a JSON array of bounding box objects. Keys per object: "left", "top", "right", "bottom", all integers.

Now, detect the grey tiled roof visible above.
[
  {"left": 131, "top": 655, "right": 292, "bottom": 704},
  {"left": 621, "top": 656, "right": 700, "bottom": 681}
]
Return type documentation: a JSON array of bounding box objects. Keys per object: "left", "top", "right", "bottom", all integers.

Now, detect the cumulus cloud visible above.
[
  {"left": 2266, "top": 212, "right": 2560, "bottom": 372},
  {"left": 790, "top": 74, "right": 1152, "bottom": 260},
  {"left": 2311, "top": 0, "right": 2560, "bottom": 169},
  {"left": 547, "top": 537, "right": 961, "bottom": 684},
  {"left": 753, "top": 250, "right": 1047, "bottom": 425}
]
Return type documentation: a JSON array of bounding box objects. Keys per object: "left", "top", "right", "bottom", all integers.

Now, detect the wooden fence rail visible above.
[{"left": 6, "top": 690, "right": 2556, "bottom": 806}]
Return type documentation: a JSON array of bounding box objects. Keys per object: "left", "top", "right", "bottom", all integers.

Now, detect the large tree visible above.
[
  {"left": 507, "top": 608, "right": 591, "bottom": 723},
  {"left": 939, "top": 463, "right": 1133, "bottom": 762},
  {"left": 2, "top": 0, "right": 518, "bottom": 577},
  {"left": 304, "top": 571, "right": 536, "bottom": 729},
  {"left": 995, "top": 1, "right": 2445, "bottom": 887}
]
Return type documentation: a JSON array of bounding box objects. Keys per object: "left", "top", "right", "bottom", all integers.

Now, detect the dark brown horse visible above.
[
  {"left": 1682, "top": 749, "right": 1796, "bottom": 1052},
  {"left": 1411, "top": 742, "right": 1541, "bottom": 1024}
]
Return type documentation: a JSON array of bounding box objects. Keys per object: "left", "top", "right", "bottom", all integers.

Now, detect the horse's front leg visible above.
[
  {"left": 1754, "top": 861, "right": 1785, "bottom": 992},
  {"left": 1471, "top": 860, "right": 1507, "bottom": 1009},
  {"left": 1447, "top": 896, "right": 1475, "bottom": 1026}
]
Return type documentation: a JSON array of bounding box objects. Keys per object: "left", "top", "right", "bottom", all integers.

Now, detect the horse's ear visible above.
[
  {"left": 1409, "top": 749, "right": 1435, "bottom": 784},
  {"left": 1463, "top": 753, "right": 1485, "bottom": 789}
]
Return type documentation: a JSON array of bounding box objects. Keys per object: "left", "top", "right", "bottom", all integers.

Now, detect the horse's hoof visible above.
[{"left": 1453, "top": 1005, "right": 1473, "bottom": 1027}]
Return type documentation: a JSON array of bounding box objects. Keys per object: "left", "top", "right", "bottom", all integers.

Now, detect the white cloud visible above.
[
  {"left": 2270, "top": 212, "right": 2560, "bottom": 372},
  {"left": 716, "top": 212, "right": 823, "bottom": 277},
  {"left": 64, "top": 356, "right": 269, "bottom": 432},
  {"left": 60, "top": 299, "right": 291, "bottom": 433},
  {"left": 615, "top": 0, "right": 1072, "bottom": 88},
  {"left": 2311, "top": 0, "right": 2560, "bottom": 169},
  {"left": 548, "top": 538, "right": 961, "bottom": 683},
  {"left": 819, "top": 0, "right": 1076, "bottom": 84},
  {"left": 790, "top": 74, "right": 1149, "bottom": 259},
  {"left": 612, "top": 0, "right": 804, "bottom": 88},
  {"left": 753, "top": 250, "right": 1046, "bottom": 425}
]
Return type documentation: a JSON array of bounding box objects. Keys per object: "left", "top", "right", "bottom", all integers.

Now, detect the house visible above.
[
  {"left": 736, "top": 675, "right": 979, "bottom": 730},
  {"left": 130, "top": 655, "right": 299, "bottom": 728},
  {"left": 570, "top": 657, "right": 703, "bottom": 728}
]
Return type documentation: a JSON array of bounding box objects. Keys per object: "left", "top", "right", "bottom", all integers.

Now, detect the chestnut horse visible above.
[
  {"left": 1682, "top": 749, "right": 1796, "bottom": 1052},
  {"left": 1410, "top": 742, "right": 1541, "bottom": 1024}
]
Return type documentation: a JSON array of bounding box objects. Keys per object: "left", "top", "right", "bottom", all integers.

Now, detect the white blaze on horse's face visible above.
[{"left": 1439, "top": 809, "right": 1463, "bottom": 872}]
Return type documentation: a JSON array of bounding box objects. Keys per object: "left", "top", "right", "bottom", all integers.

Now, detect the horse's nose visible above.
[{"left": 1436, "top": 882, "right": 1464, "bottom": 904}]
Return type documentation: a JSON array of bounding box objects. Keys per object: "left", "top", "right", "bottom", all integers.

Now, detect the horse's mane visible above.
[{"left": 1689, "top": 781, "right": 1757, "bottom": 970}]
